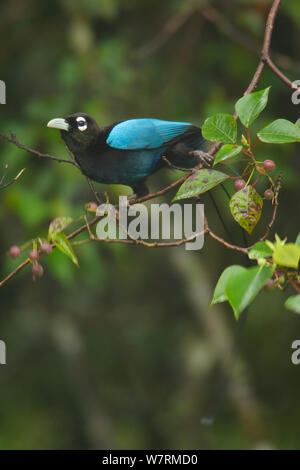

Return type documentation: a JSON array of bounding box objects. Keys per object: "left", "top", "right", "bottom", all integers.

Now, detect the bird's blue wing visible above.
[{"left": 106, "top": 119, "right": 193, "bottom": 150}]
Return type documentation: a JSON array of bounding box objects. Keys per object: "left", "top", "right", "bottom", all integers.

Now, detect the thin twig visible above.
[
  {"left": 0, "top": 132, "right": 79, "bottom": 167},
  {"left": 0, "top": 258, "right": 30, "bottom": 287},
  {"left": 161, "top": 155, "right": 192, "bottom": 172},
  {"left": 0, "top": 164, "right": 8, "bottom": 186},
  {"left": 260, "top": 173, "right": 281, "bottom": 241},
  {"left": 0, "top": 167, "right": 26, "bottom": 191},
  {"left": 86, "top": 177, "right": 102, "bottom": 205}
]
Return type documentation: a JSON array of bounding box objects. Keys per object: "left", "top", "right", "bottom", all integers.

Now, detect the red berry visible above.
[
  {"left": 263, "top": 160, "right": 276, "bottom": 171},
  {"left": 264, "top": 189, "right": 274, "bottom": 200},
  {"left": 40, "top": 242, "right": 52, "bottom": 255},
  {"left": 9, "top": 245, "right": 21, "bottom": 258},
  {"left": 29, "top": 250, "right": 39, "bottom": 261},
  {"left": 32, "top": 263, "right": 44, "bottom": 277},
  {"left": 234, "top": 179, "right": 246, "bottom": 191}
]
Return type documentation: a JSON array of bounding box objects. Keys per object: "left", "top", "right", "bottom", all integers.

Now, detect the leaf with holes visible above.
[
  {"left": 235, "top": 87, "right": 271, "bottom": 127},
  {"left": 173, "top": 169, "right": 229, "bottom": 201},
  {"left": 202, "top": 114, "right": 237, "bottom": 144},
  {"left": 48, "top": 216, "right": 73, "bottom": 241},
  {"left": 230, "top": 186, "right": 263, "bottom": 234}
]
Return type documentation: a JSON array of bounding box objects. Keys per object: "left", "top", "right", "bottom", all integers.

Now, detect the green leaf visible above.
[
  {"left": 211, "top": 265, "right": 246, "bottom": 305},
  {"left": 235, "top": 87, "right": 271, "bottom": 127},
  {"left": 285, "top": 295, "right": 300, "bottom": 314},
  {"left": 257, "top": 119, "right": 300, "bottom": 144},
  {"left": 226, "top": 265, "right": 274, "bottom": 319},
  {"left": 248, "top": 241, "right": 273, "bottom": 260},
  {"left": 173, "top": 169, "right": 229, "bottom": 201},
  {"left": 48, "top": 216, "right": 73, "bottom": 241},
  {"left": 295, "top": 233, "right": 300, "bottom": 247},
  {"left": 202, "top": 114, "right": 237, "bottom": 144},
  {"left": 213, "top": 144, "right": 242, "bottom": 166},
  {"left": 295, "top": 118, "right": 300, "bottom": 128},
  {"left": 273, "top": 243, "right": 300, "bottom": 269},
  {"left": 53, "top": 232, "right": 79, "bottom": 266},
  {"left": 230, "top": 186, "right": 263, "bottom": 234}
]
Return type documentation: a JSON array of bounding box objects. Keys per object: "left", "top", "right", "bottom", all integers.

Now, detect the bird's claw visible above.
[{"left": 189, "top": 150, "right": 214, "bottom": 168}]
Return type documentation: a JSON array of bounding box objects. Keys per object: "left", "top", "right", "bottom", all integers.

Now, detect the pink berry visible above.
[
  {"left": 9, "top": 245, "right": 21, "bottom": 258},
  {"left": 234, "top": 179, "right": 246, "bottom": 191},
  {"left": 263, "top": 160, "right": 276, "bottom": 171},
  {"left": 264, "top": 189, "right": 274, "bottom": 200},
  {"left": 32, "top": 263, "right": 44, "bottom": 277},
  {"left": 29, "top": 250, "right": 39, "bottom": 261},
  {"left": 40, "top": 242, "right": 52, "bottom": 255}
]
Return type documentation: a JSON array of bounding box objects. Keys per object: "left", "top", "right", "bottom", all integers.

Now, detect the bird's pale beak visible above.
[{"left": 47, "top": 118, "right": 69, "bottom": 131}]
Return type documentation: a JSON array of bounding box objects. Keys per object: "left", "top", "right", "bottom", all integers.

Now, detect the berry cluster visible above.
[
  {"left": 233, "top": 159, "right": 276, "bottom": 199},
  {"left": 9, "top": 241, "right": 53, "bottom": 278}
]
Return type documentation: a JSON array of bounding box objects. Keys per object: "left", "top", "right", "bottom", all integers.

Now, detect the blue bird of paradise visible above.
[{"left": 47, "top": 114, "right": 209, "bottom": 198}]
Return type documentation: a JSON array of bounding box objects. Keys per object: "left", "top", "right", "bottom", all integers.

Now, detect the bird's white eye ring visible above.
[{"left": 76, "top": 117, "right": 87, "bottom": 132}]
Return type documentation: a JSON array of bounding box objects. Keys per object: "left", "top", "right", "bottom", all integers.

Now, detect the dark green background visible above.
[{"left": 0, "top": 0, "right": 299, "bottom": 449}]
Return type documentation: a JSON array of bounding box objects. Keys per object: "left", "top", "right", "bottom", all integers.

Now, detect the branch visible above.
[
  {"left": 85, "top": 177, "right": 103, "bottom": 205},
  {"left": 0, "top": 132, "right": 79, "bottom": 167},
  {"left": 243, "top": 0, "right": 300, "bottom": 95},
  {"left": 0, "top": 258, "right": 31, "bottom": 287},
  {"left": 0, "top": 165, "right": 26, "bottom": 192},
  {"left": 200, "top": 4, "right": 300, "bottom": 75}
]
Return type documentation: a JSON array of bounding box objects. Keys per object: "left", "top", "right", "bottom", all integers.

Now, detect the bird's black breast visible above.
[
  {"left": 68, "top": 122, "right": 163, "bottom": 186},
  {"left": 63, "top": 120, "right": 205, "bottom": 188}
]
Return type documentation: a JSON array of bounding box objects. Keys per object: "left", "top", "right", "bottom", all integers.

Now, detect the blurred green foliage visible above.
[{"left": 0, "top": 0, "right": 300, "bottom": 450}]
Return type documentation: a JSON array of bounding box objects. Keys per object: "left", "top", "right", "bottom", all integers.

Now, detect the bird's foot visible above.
[{"left": 189, "top": 150, "right": 214, "bottom": 168}]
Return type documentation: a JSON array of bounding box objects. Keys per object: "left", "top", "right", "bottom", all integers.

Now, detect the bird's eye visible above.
[{"left": 76, "top": 117, "right": 88, "bottom": 132}]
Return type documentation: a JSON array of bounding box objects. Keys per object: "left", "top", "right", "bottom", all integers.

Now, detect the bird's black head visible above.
[{"left": 47, "top": 113, "right": 100, "bottom": 152}]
